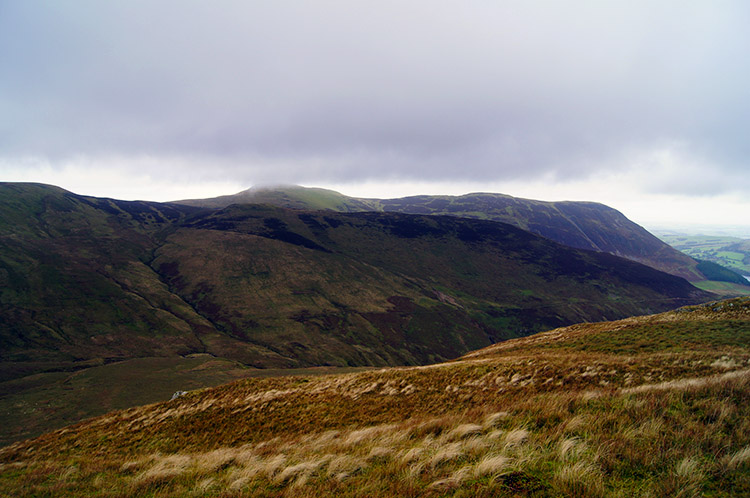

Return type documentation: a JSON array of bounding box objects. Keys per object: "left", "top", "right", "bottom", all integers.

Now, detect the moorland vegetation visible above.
[{"left": 1, "top": 298, "right": 749, "bottom": 497}]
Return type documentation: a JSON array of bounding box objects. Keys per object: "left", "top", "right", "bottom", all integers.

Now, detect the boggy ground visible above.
[{"left": 1, "top": 297, "right": 749, "bottom": 497}]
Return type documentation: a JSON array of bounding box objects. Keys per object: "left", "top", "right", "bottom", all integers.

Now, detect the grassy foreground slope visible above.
[
  {"left": 0, "top": 355, "right": 372, "bottom": 448},
  {"left": 2, "top": 297, "right": 749, "bottom": 497}
]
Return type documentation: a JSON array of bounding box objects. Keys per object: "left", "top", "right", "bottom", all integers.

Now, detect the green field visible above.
[
  {"left": 694, "top": 280, "right": 750, "bottom": 296},
  {"left": 657, "top": 232, "right": 750, "bottom": 276}
]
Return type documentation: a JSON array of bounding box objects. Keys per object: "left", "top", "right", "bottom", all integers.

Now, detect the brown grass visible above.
[{"left": 1, "top": 297, "right": 749, "bottom": 497}]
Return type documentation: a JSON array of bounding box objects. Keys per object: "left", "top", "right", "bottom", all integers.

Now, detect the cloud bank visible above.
[{"left": 1, "top": 1, "right": 749, "bottom": 197}]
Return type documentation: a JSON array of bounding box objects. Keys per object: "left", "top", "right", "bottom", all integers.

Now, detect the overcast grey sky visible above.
[{"left": 1, "top": 1, "right": 749, "bottom": 232}]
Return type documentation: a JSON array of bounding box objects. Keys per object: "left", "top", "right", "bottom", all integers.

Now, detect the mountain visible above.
[
  {"left": 0, "top": 182, "right": 710, "bottom": 443},
  {"left": 0, "top": 183, "right": 208, "bottom": 380},
  {"left": 177, "top": 185, "right": 707, "bottom": 283},
  {"left": 1, "top": 183, "right": 708, "bottom": 376},
  {"left": 2, "top": 297, "right": 748, "bottom": 497}
]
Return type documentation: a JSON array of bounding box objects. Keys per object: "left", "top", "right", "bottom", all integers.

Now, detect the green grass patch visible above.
[{"left": 542, "top": 320, "right": 750, "bottom": 355}]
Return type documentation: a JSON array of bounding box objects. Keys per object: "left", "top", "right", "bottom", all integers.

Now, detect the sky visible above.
[{"left": 1, "top": 1, "right": 749, "bottom": 235}]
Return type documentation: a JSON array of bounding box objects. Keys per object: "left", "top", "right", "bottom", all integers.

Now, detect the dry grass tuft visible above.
[
  {"left": 429, "top": 442, "right": 464, "bottom": 468},
  {"left": 327, "top": 454, "right": 365, "bottom": 481},
  {"left": 473, "top": 454, "right": 509, "bottom": 478},
  {"left": 429, "top": 465, "right": 472, "bottom": 490},
  {"left": 275, "top": 458, "right": 329, "bottom": 486},
  {"left": 194, "top": 477, "right": 216, "bottom": 493},
  {"left": 711, "top": 356, "right": 739, "bottom": 369},
  {"left": 137, "top": 453, "right": 192, "bottom": 481},
  {"left": 448, "top": 423, "right": 483, "bottom": 440},
  {"left": 562, "top": 414, "right": 590, "bottom": 435},
  {"left": 503, "top": 428, "right": 529, "bottom": 448},
  {"left": 342, "top": 424, "right": 396, "bottom": 447},
  {"left": 558, "top": 437, "right": 584, "bottom": 460},
  {"left": 462, "top": 436, "right": 489, "bottom": 455},
  {"left": 262, "top": 453, "right": 287, "bottom": 478},
  {"left": 194, "top": 447, "right": 236, "bottom": 474},
  {"left": 486, "top": 429, "right": 504, "bottom": 440},
  {"left": 483, "top": 411, "right": 509, "bottom": 428},
  {"left": 367, "top": 446, "right": 392, "bottom": 462},
  {"left": 399, "top": 447, "right": 424, "bottom": 464},
  {"left": 119, "top": 459, "right": 146, "bottom": 474},
  {"left": 666, "top": 457, "right": 704, "bottom": 497},
  {"left": 724, "top": 445, "right": 750, "bottom": 469},
  {"left": 553, "top": 461, "right": 605, "bottom": 497}
]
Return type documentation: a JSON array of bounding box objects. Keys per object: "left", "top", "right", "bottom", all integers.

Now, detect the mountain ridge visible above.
[{"left": 176, "top": 185, "right": 708, "bottom": 283}]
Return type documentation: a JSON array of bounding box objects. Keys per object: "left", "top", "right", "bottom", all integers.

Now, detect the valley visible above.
[{"left": 2, "top": 183, "right": 749, "bottom": 496}]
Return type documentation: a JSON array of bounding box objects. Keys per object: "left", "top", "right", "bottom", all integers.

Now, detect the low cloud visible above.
[{"left": 1, "top": 1, "right": 749, "bottom": 196}]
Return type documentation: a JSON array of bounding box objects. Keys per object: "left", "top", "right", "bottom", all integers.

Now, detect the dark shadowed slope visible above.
[
  {"left": 379, "top": 192, "right": 704, "bottom": 281},
  {"left": 177, "top": 185, "right": 706, "bottom": 282}
]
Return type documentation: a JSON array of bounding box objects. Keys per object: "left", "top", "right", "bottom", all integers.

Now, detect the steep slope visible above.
[
  {"left": 0, "top": 183, "right": 220, "bottom": 380},
  {"left": 153, "top": 204, "right": 707, "bottom": 370},
  {"left": 177, "top": 185, "right": 705, "bottom": 282},
  {"left": 379, "top": 193, "right": 704, "bottom": 281},
  {"left": 1, "top": 183, "right": 708, "bottom": 384},
  {"left": 2, "top": 298, "right": 748, "bottom": 497}
]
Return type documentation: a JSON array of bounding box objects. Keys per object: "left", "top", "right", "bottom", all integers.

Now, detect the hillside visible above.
[
  {"left": 378, "top": 193, "right": 705, "bottom": 282},
  {"left": 2, "top": 297, "right": 748, "bottom": 497},
  {"left": 0, "top": 183, "right": 210, "bottom": 381},
  {"left": 1, "top": 182, "right": 707, "bottom": 379},
  {"left": 178, "top": 185, "right": 707, "bottom": 282},
  {"left": 0, "top": 182, "right": 710, "bottom": 445},
  {"left": 164, "top": 204, "right": 707, "bottom": 366}
]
